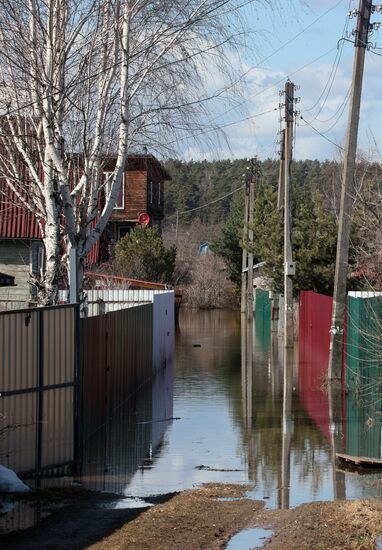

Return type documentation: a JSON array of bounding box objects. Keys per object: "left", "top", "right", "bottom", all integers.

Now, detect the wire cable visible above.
[
  {"left": 300, "top": 115, "right": 344, "bottom": 150},
  {"left": 167, "top": 184, "right": 244, "bottom": 219},
  {"left": 301, "top": 0, "right": 352, "bottom": 120}
]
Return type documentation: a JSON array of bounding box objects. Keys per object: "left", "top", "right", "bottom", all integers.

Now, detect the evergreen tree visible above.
[
  {"left": 115, "top": 226, "right": 176, "bottom": 284},
  {"left": 211, "top": 190, "right": 245, "bottom": 284}
]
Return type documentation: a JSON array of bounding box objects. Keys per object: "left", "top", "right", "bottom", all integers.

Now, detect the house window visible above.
[
  {"left": 158, "top": 181, "right": 161, "bottom": 206},
  {"left": 149, "top": 181, "right": 153, "bottom": 204},
  {"left": 104, "top": 172, "right": 124, "bottom": 210},
  {"left": 31, "top": 241, "right": 44, "bottom": 277}
]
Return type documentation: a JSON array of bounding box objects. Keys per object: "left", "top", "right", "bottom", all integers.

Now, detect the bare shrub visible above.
[
  {"left": 185, "top": 254, "right": 236, "bottom": 309},
  {"left": 163, "top": 220, "right": 221, "bottom": 287}
]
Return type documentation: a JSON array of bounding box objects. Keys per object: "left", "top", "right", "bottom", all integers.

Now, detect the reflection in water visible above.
[
  {"left": 241, "top": 315, "right": 253, "bottom": 431},
  {"left": 0, "top": 498, "right": 51, "bottom": 535},
  {"left": 328, "top": 383, "right": 346, "bottom": 500},
  {"left": 80, "top": 358, "right": 174, "bottom": 495},
  {"left": 226, "top": 527, "right": 273, "bottom": 550},
  {"left": 280, "top": 347, "right": 293, "bottom": 510}
]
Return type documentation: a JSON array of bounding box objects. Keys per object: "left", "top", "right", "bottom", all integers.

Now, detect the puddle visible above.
[
  {"left": 226, "top": 527, "right": 273, "bottom": 549},
  {"left": 215, "top": 497, "right": 245, "bottom": 502},
  {"left": 0, "top": 497, "right": 51, "bottom": 534},
  {"left": 99, "top": 497, "right": 154, "bottom": 510}
]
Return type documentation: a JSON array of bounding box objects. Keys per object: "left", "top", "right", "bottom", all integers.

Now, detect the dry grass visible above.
[{"left": 264, "top": 499, "right": 382, "bottom": 550}]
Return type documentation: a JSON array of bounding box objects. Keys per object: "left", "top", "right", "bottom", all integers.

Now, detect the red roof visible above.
[
  {"left": 0, "top": 177, "right": 41, "bottom": 239},
  {"left": 0, "top": 154, "right": 168, "bottom": 265}
]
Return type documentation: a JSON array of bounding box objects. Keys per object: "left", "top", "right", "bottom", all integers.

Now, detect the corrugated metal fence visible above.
[
  {"left": 59, "top": 289, "right": 175, "bottom": 372},
  {"left": 80, "top": 304, "right": 154, "bottom": 493},
  {"left": 254, "top": 289, "right": 271, "bottom": 348},
  {"left": 298, "top": 290, "right": 332, "bottom": 441},
  {"left": 2, "top": 292, "right": 175, "bottom": 481},
  {"left": 0, "top": 304, "right": 79, "bottom": 476},
  {"left": 345, "top": 293, "right": 382, "bottom": 458}
]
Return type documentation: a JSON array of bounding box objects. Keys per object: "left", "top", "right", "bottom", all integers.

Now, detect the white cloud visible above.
[{"left": 177, "top": 3, "right": 382, "bottom": 162}]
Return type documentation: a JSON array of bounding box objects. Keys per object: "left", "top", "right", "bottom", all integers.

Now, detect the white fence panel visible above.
[{"left": 348, "top": 291, "right": 382, "bottom": 298}]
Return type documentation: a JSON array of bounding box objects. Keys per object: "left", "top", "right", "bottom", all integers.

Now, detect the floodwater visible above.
[
  {"left": 2, "top": 308, "right": 382, "bottom": 535},
  {"left": 120, "top": 309, "right": 382, "bottom": 507}
]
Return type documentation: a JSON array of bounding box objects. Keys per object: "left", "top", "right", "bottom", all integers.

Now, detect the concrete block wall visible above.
[{"left": 0, "top": 239, "right": 31, "bottom": 310}]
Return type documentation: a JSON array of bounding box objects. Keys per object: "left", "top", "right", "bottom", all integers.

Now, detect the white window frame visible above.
[
  {"left": 105, "top": 171, "right": 125, "bottom": 210},
  {"left": 149, "top": 180, "right": 153, "bottom": 204},
  {"left": 30, "top": 240, "right": 44, "bottom": 277}
]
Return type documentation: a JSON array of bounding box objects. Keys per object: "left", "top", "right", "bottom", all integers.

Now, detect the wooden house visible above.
[
  {"left": 102, "top": 154, "right": 170, "bottom": 246},
  {"left": 0, "top": 154, "right": 170, "bottom": 308}
]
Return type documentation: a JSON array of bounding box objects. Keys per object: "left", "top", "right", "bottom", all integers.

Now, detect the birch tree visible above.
[{"left": 0, "top": 0, "right": 260, "bottom": 304}]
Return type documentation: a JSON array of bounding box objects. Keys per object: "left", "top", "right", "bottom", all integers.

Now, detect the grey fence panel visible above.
[
  {"left": 43, "top": 306, "right": 76, "bottom": 386},
  {"left": 80, "top": 313, "right": 108, "bottom": 490},
  {"left": 0, "top": 310, "right": 39, "bottom": 393},
  {"left": 0, "top": 304, "right": 79, "bottom": 475},
  {"left": 41, "top": 386, "right": 75, "bottom": 468},
  {"left": 81, "top": 304, "right": 154, "bottom": 494},
  {"left": 0, "top": 393, "right": 37, "bottom": 472}
]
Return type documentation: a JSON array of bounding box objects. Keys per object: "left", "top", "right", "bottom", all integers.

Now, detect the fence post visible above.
[
  {"left": 96, "top": 298, "right": 106, "bottom": 316},
  {"left": 36, "top": 308, "right": 44, "bottom": 483},
  {"left": 74, "top": 304, "right": 82, "bottom": 477}
]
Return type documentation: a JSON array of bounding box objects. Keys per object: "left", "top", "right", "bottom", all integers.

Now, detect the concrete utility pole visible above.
[
  {"left": 247, "top": 158, "right": 256, "bottom": 321},
  {"left": 328, "top": 0, "right": 373, "bottom": 380},
  {"left": 277, "top": 129, "right": 285, "bottom": 210},
  {"left": 241, "top": 178, "right": 249, "bottom": 314},
  {"left": 284, "top": 81, "right": 295, "bottom": 349}
]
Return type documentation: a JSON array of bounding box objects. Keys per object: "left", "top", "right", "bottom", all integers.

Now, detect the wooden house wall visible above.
[{"left": 110, "top": 170, "right": 148, "bottom": 222}]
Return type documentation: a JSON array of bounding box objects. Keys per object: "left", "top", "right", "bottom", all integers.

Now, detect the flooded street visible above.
[
  {"left": 3, "top": 308, "right": 382, "bottom": 544},
  {"left": 117, "top": 309, "right": 382, "bottom": 507}
]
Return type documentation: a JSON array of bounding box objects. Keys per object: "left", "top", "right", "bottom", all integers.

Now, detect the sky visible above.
[{"left": 181, "top": 0, "right": 382, "bottom": 161}]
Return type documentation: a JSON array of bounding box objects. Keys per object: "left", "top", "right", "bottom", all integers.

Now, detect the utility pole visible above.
[
  {"left": 277, "top": 129, "right": 285, "bottom": 210},
  {"left": 241, "top": 177, "right": 249, "bottom": 314},
  {"left": 328, "top": 0, "right": 374, "bottom": 380},
  {"left": 284, "top": 81, "right": 295, "bottom": 349},
  {"left": 247, "top": 158, "right": 256, "bottom": 321}
]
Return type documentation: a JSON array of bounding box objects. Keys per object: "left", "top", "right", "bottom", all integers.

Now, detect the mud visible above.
[{"left": 2, "top": 484, "right": 382, "bottom": 550}]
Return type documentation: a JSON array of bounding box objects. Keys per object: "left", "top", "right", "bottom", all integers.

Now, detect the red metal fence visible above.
[{"left": 298, "top": 291, "right": 333, "bottom": 441}]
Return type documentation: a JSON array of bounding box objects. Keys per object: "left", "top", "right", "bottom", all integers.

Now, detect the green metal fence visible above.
[
  {"left": 345, "top": 295, "right": 382, "bottom": 458},
  {"left": 346, "top": 295, "right": 382, "bottom": 388},
  {"left": 254, "top": 288, "right": 271, "bottom": 349}
]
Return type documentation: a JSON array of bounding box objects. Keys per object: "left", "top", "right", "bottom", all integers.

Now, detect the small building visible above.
[
  {"left": 107, "top": 155, "right": 169, "bottom": 238},
  {"left": 0, "top": 154, "right": 170, "bottom": 308}
]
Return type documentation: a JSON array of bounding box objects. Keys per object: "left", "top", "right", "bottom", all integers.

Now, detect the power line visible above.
[
  {"left": 167, "top": 184, "right": 244, "bottom": 219},
  {"left": 301, "top": 0, "right": 352, "bottom": 119},
  {"left": 165, "top": 107, "right": 277, "bottom": 147},
  {"left": 241, "top": 0, "right": 346, "bottom": 82},
  {"left": 169, "top": 47, "right": 337, "bottom": 149},
  {"left": 299, "top": 115, "right": 344, "bottom": 151}
]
